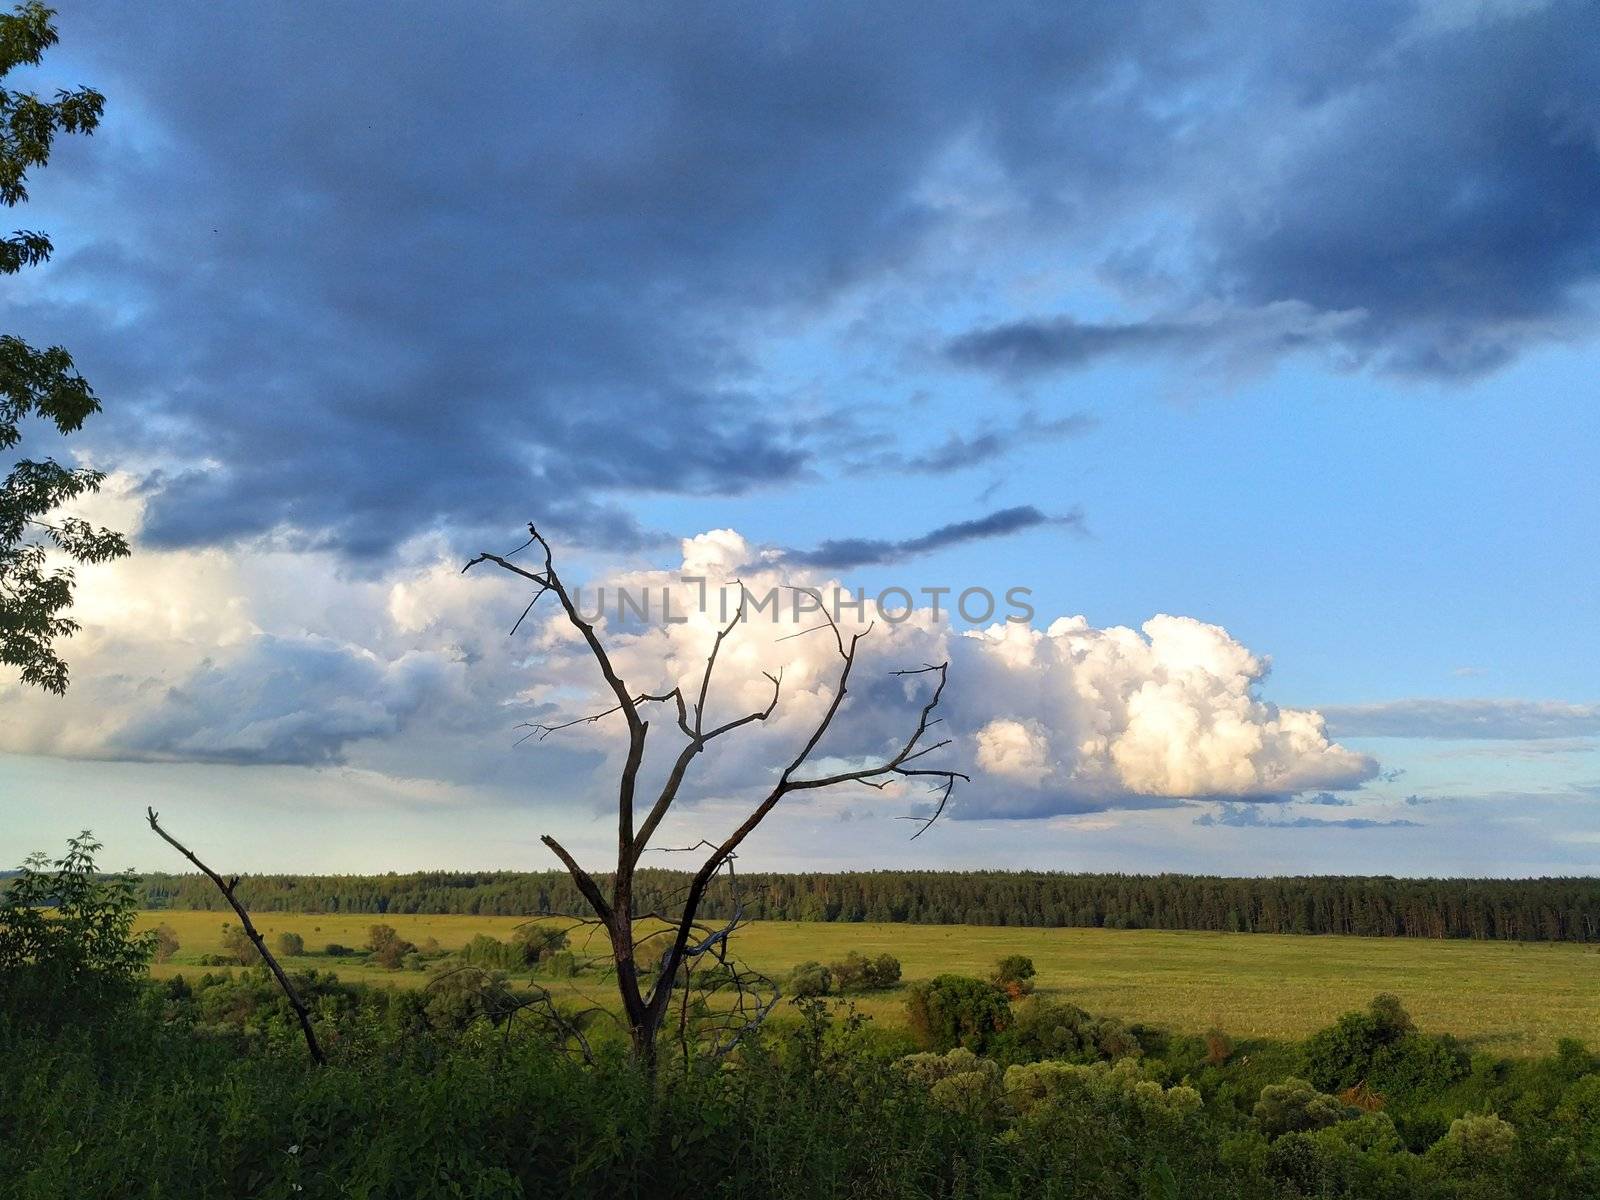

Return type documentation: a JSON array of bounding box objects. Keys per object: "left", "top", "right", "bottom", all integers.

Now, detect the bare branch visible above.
[
  {"left": 145, "top": 807, "right": 326, "bottom": 1066},
  {"left": 540, "top": 834, "right": 614, "bottom": 926}
]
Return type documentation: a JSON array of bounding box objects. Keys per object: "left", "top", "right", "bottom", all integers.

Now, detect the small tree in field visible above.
[
  {"left": 275, "top": 931, "right": 304, "bottom": 957},
  {"left": 991, "top": 954, "right": 1037, "bottom": 999},
  {"left": 220, "top": 922, "right": 260, "bottom": 966},
  {"left": 367, "top": 924, "right": 416, "bottom": 970},
  {"left": 152, "top": 923, "right": 180, "bottom": 963},
  {"left": 466, "top": 527, "right": 965, "bottom": 1068}
]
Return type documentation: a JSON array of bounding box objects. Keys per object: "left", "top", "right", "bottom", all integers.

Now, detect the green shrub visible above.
[
  {"left": 1302, "top": 993, "right": 1467, "bottom": 1100},
  {"left": 152, "top": 923, "right": 181, "bottom": 964},
  {"left": 898, "top": 1047, "right": 1003, "bottom": 1113},
  {"left": 542, "top": 950, "right": 578, "bottom": 979},
  {"left": 990, "top": 996, "right": 1137, "bottom": 1065},
  {"left": 1004, "top": 1058, "right": 1202, "bottom": 1122},
  {"left": 829, "top": 950, "right": 901, "bottom": 992},
  {"left": 1426, "top": 1113, "right": 1517, "bottom": 1175},
  {"left": 275, "top": 931, "right": 304, "bottom": 957},
  {"left": 219, "top": 923, "right": 260, "bottom": 966},
  {"left": 366, "top": 924, "right": 417, "bottom": 970},
  {"left": 0, "top": 832, "right": 155, "bottom": 1016},
  {"left": 1253, "top": 1077, "right": 1351, "bottom": 1136},
  {"left": 787, "top": 960, "right": 833, "bottom": 998},
  {"left": 990, "top": 954, "right": 1037, "bottom": 998},
  {"left": 513, "top": 923, "right": 571, "bottom": 965},
  {"left": 905, "top": 974, "right": 1011, "bottom": 1053},
  {"left": 460, "top": 933, "right": 522, "bottom": 971}
]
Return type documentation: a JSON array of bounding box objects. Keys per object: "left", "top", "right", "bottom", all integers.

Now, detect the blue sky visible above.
[{"left": 2, "top": 0, "right": 1598, "bottom": 875}]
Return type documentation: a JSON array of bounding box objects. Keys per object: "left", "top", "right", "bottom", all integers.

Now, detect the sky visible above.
[{"left": 2, "top": 0, "right": 1598, "bottom": 877}]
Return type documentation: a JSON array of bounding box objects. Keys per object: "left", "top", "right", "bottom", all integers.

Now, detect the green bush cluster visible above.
[
  {"left": 459, "top": 926, "right": 573, "bottom": 974},
  {"left": 785, "top": 950, "right": 902, "bottom": 998},
  {"left": 1302, "top": 992, "right": 1469, "bottom": 1098}
]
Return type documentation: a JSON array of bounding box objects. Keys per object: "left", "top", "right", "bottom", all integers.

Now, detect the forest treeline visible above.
[{"left": 135, "top": 869, "right": 1600, "bottom": 942}]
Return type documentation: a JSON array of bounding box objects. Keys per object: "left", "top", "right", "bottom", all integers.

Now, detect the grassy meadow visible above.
[{"left": 135, "top": 910, "right": 1600, "bottom": 1056}]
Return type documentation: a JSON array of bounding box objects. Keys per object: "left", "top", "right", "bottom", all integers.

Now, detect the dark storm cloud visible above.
[
  {"left": 1322, "top": 699, "right": 1600, "bottom": 740},
  {"left": 775, "top": 504, "right": 1081, "bottom": 570},
  {"left": 18, "top": 1, "right": 1600, "bottom": 560},
  {"left": 945, "top": 1, "right": 1600, "bottom": 381}
]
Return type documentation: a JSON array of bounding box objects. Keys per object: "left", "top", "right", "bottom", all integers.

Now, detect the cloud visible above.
[
  {"left": 852, "top": 412, "right": 1096, "bottom": 475},
  {"left": 770, "top": 505, "right": 1082, "bottom": 570},
  {"left": 12, "top": 0, "right": 1597, "bottom": 569},
  {"left": 974, "top": 718, "right": 1052, "bottom": 786},
  {"left": 939, "top": 5, "right": 1600, "bottom": 382},
  {"left": 0, "top": 480, "right": 529, "bottom": 774},
  {"left": 112, "top": 636, "right": 461, "bottom": 766},
  {"left": 478, "top": 531, "right": 1378, "bottom": 822},
  {"left": 1194, "top": 802, "right": 1419, "bottom": 830},
  {"left": 945, "top": 303, "right": 1363, "bottom": 379},
  {"left": 1302, "top": 791, "right": 1353, "bottom": 806},
  {"left": 1321, "top": 699, "right": 1600, "bottom": 740},
  {"left": 1, "top": 516, "right": 1378, "bottom": 829}
]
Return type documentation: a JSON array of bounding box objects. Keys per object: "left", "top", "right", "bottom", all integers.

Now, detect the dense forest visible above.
[{"left": 137, "top": 868, "right": 1600, "bottom": 942}]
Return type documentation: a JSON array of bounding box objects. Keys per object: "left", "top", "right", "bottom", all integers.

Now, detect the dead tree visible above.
[
  {"left": 146, "top": 807, "right": 326, "bottom": 1066},
  {"left": 464, "top": 526, "right": 965, "bottom": 1069}
]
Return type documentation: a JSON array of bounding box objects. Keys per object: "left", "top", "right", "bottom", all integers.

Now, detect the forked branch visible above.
[{"left": 466, "top": 527, "right": 964, "bottom": 1068}]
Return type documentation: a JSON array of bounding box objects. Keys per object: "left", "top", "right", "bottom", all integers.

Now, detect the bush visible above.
[
  {"left": 829, "top": 951, "right": 901, "bottom": 993},
  {"left": 152, "top": 924, "right": 181, "bottom": 964},
  {"left": 513, "top": 923, "right": 571, "bottom": 965},
  {"left": 989, "top": 996, "right": 1138, "bottom": 1065},
  {"left": 460, "top": 934, "right": 523, "bottom": 971},
  {"left": 990, "top": 954, "right": 1036, "bottom": 998},
  {"left": 787, "top": 961, "right": 833, "bottom": 998},
  {"left": 897, "top": 1047, "right": 1002, "bottom": 1113},
  {"left": 1004, "top": 1057, "right": 1203, "bottom": 1122},
  {"left": 542, "top": 950, "right": 578, "bottom": 979},
  {"left": 1426, "top": 1113, "right": 1517, "bottom": 1174},
  {"left": 0, "top": 832, "right": 155, "bottom": 1015},
  {"left": 1253, "top": 1077, "right": 1351, "bottom": 1136},
  {"left": 323, "top": 942, "right": 352, "bottom": 957},
  {"left": 1302, "top": 993, "right": 1467, "bottom": 1100},
  {"left": 366, "top": 924, "right": 417, "bottom": 970},
  {"left": 275, "top": 931, "right": 304, "bottom": 957},
  {"left": 905, "top": 974, "right": 1011, "bottom": 1053},
  {"left": 219, "top": 923, "right": 260, "bottom": 967}
]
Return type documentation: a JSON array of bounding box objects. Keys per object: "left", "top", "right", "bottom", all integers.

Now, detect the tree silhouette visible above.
[{"left": 466, "top": 525, "right": 964, "bottom": 1067}]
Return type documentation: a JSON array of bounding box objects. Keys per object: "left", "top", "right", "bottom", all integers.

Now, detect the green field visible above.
[{"left": 135, "top": 910, "right": 1600, "bottom": 1056}]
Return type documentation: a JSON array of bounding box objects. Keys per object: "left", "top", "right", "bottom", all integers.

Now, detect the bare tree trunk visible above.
[{"left": 467, "top": 527, "right": 964, "bottom": 1070}]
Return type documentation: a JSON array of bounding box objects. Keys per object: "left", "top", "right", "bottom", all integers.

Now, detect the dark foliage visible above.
[{"left": 905, "top": 974, "right": 1013, "bottom": 1054}]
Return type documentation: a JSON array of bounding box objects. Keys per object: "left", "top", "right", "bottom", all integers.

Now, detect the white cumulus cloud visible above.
[{"left": 0, "top": 514, "right": 1375, "bottom": 821}]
